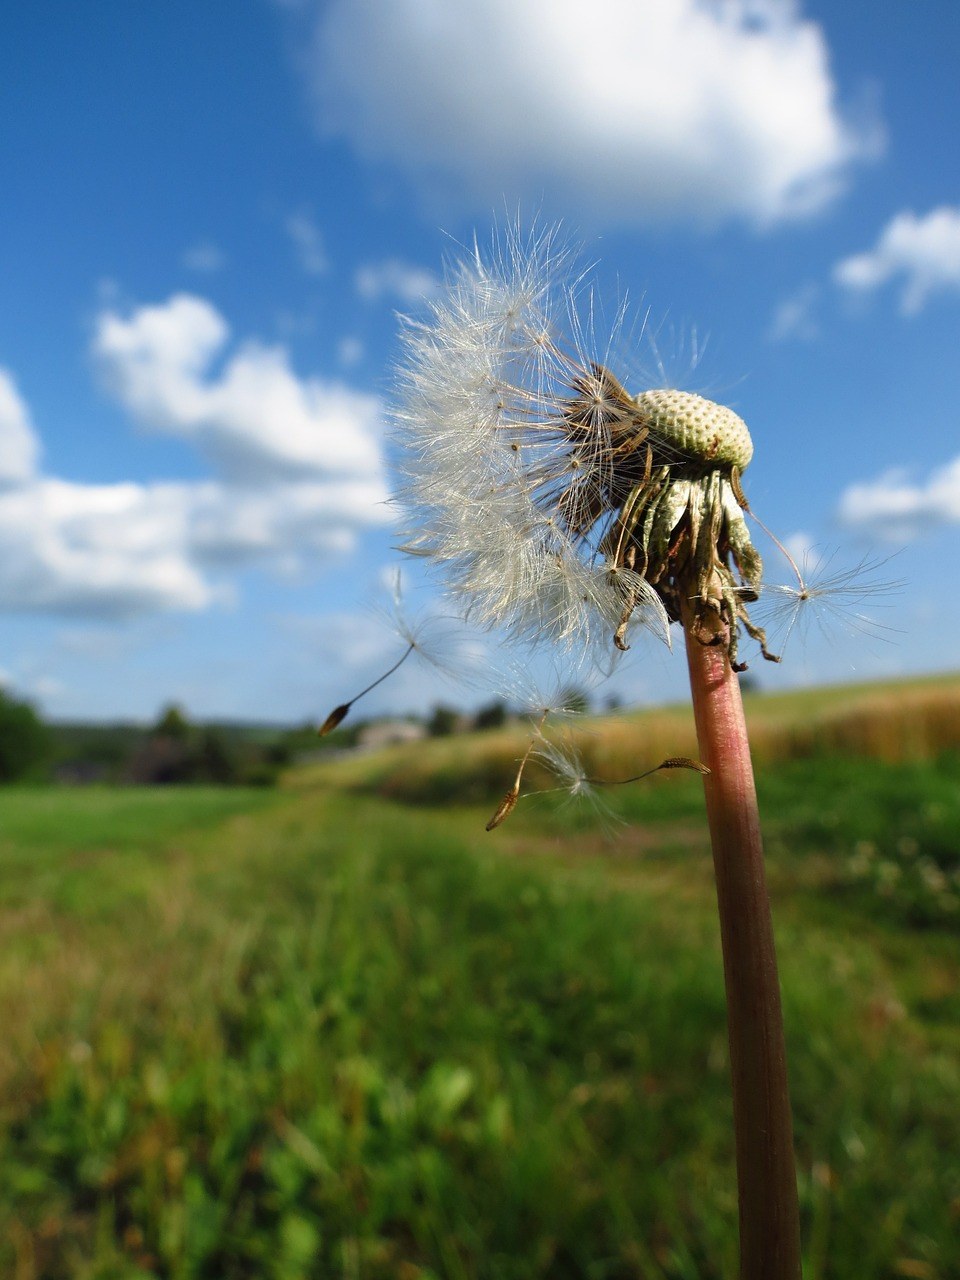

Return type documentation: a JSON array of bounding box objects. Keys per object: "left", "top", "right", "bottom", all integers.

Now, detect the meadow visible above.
[{"left": 1, "top": 675, "right": 959, "bottom": 1279}]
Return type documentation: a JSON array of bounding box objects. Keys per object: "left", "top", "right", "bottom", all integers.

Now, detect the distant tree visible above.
[
  {"left": 265, "top": 739, "right": 293, "bottom": 767},
  {"left": 128, "top": 704, "right": 196, "bottom": 783},
  {"left": 194, "top": 728, "right": 240, "bottom": 784},
  {"left": 427, "top": 704, "right": 459, "bottom": 737},
  {"left": 127, "top": 735, "right": 192, "bottom": 785},
  {"left": 154, "top": 703, "right": 191, "bottom": 740},
  {"left": 474, "top": 699, "right": 507, "bottom": 731},
  {"left": 0, "top": 689, "right": 52, "bottom": 783}
]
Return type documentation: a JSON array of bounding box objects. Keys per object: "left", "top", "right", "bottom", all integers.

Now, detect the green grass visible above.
[
  {"left": 0, "top": 786, "right": 280, "bottom": 916},
  {"left": 1, "top": 741, "right": 959, "bottom": 1278},
  {"left": 0, "top": 785, "right": 279, "bottom": 857}
]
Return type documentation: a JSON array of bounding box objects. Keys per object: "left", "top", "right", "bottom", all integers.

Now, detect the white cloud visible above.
[
  {"left": 302, "top": 0, "right": 878, "bottom": 226},
  {"left": 355, "top": 258, "right": 437, "bottom": 303},
  {"left": 767, "top": 283, "right": 820, "bottom": 342},
  {"left": 0, "top": 479, "right": 214, "bottom": 617},
  {"left": 93, "top": 294, "right": 384, "bottom": 483},
  {"left": 0, "top": 470, "right": 391, "bottom": 619},
  {"left": 0, "top": 369, "right": 41, "bottom": 485},
  {"left": 838, "top": 456, "right": 960, "bottom": 536},
  {"left": 834, "top": 207, "right": 960, "bottom": 314},
  {"left": 185, "top": 477, "right": 390, "bottom": 568},
  {"left": 0, "top": 300, "right": 392, "bottom": 620},
  {"left": 285, "top": 209, "right": 328, "bottom": 276},
  {"left": 181, "top": 242, "right": 226, "bottom": 273},
  {"left": 783, "top": 530, "right": 818, "bottom": 566},
  {"left": 29, "top": 675, "right": 66, "bottom": 703}
]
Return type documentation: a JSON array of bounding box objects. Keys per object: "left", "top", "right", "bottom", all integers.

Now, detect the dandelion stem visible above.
[{"left": 681, "top": 604, "right": 802, "bottom": 1280}]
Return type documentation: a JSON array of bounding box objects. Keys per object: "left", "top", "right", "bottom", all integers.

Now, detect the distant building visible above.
[{"left": 356, "top": 720, "right": 427, "bottom": 750}]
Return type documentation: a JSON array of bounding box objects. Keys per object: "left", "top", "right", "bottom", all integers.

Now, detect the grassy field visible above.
[{"left": 1, "top": 678, "right": 959, "bottom": 1278}]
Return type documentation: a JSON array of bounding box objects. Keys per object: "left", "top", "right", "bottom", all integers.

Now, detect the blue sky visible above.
[{"left": 1, "top": 0, "right": 959, "bottom": 723}]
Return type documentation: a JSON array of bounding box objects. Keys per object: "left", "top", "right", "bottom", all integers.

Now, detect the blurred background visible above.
[{"left": 2, "top": 0, "right": 959, "bottom": 730}]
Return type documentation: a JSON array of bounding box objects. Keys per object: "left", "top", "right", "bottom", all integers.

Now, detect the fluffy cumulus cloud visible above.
[
  {"left": 184, "top": 477, "right": 388, "bottom": 568},
  {"left": 0, "top": 303, "right": 390, "bottom": 619},
  {"left": 834, "top": 206, "right": 960, "bottom": 314},
  {"left": 93, "top": 294, "right": 383, "bottom": 482},
  {"left": 0, "top": 475, "right": 390, "bottom": 619},
  {"left": 0, "top": 478, "right": 214, "bottom": 617},
  {"left": 838, "top": 457, "right": 960, "bottom": 537},
  {"left": 302, "top": 0, "right": 877, "bottom": 226}
]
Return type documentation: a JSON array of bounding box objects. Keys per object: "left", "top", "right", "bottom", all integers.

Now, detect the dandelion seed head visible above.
[
  {"left": 394, "top": 221, "right": 772, "bottom": 668},
  {"left": 634, "top": 389, "right": 754, "bottom": 471}
]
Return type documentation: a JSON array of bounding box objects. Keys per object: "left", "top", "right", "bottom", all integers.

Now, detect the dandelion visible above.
[
  {"left": 395, "top": 225, "right": 672, "bottom": 659},
  {"left": 393, "top": 223, "right": 790, "bottom": 672},
  {"left": 393, "top": 222, "right": 810, "bottom": 1279}
]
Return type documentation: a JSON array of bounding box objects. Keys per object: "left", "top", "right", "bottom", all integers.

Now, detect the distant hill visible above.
[{"left": 302, "top": 671, "right": 960, "bottom": 807}]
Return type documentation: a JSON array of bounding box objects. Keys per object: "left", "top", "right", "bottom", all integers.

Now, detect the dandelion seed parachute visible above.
[
  {"left": 318, "top": 570, "right": 488, "bottom": 735},
  {"left": 754, "top": 551, "right": 903, "bottom": 656},
  {"left": 486, "top": 727, "right": 711, "bottom": 831},
  {"left": 393, "top": 226, "right": 672, "bottom": 660},
  {"left": 375, "top": 569, "right": 491, "bottom": 690}
]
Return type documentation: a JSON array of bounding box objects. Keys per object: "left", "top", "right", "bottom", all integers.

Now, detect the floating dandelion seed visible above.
[
  {"left": 486, "top": 723, "right": 710, "bottom": 832},
  {"left": 528, "top": 733, "right": 614, "bottom": 826},
  {"left": 485, "top": 713, "right": 547, "bottom": 831},
  {"left": 756, "top": 550, "right": 903, "bottom": 655},
  {"left": 375, "top": 570, "right": 492, "bottom": 689},
  {"left": 319, "top": 573, "right": 483, "bottom": 735},
  {"left": 533, "top": 734, "right": 708, "bottom": 797},
  {"left": 497, "top": 660, "right": 606, "bottom": 723},
  {"left": 318, "top": 646, "right": 413, "bottom": 737}
]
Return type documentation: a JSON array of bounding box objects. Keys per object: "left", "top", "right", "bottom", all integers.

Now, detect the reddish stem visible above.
[{"left": 682, "top": 619, "right": 802, "bottom": 1279}]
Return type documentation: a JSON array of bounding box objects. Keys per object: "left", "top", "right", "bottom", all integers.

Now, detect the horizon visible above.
[{"left": 33, "top": 664, "right": 960, "bottom": 732}]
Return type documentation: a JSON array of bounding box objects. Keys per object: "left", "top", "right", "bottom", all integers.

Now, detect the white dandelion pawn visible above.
[{"left": 393, "top": 225, "right": 777, "bottom": 671}]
